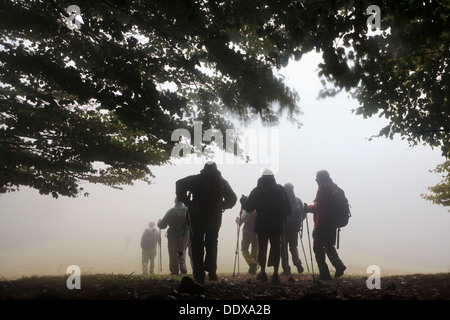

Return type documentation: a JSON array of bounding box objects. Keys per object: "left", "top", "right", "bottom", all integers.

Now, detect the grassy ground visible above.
[{"left": 0, "top": 272, "right": 449, "bottom": 300}]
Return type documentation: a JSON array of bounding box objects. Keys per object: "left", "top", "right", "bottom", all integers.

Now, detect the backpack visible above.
[
  {"left": 329, "top": 186, "right": 351, "bottom": 228},
  {"left": 141, "top": 228, "right": 158, "bottom": 250},
  {"left": 285, "top": 197, "right": 304, "bottom": 231},
  {"left": 328, "top": 185, "right": 351, "bottom": 249},
  {"left": 197, "top": 173, "right": 224, "bottom": 216}
]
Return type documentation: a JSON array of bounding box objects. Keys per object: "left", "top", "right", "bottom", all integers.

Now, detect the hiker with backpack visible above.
[
  {"left": 304, "top": 170, "right": 348, "bottom": 280},
  {"left": 158, "top": 198, "right": 189, "bottom": 275},
  {"left": 176, "top": 161, "right": 237, "bottom": 283},
  {"left": 140, "top": 221, "right": 161, "bottom": 275},
  {"left": 241, "top": 169, "right": 291, "bottom": 283},
  {"left": 281, "top": 183, "right": 305, "bottom": 275}
]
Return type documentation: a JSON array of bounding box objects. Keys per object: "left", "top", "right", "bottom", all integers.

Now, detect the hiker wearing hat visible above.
[
  {"left": 140, "top": 221, "right": 161, "bottom": 275},
  {"left": 240, "top": 169, "right": 291, "bottom": 283},
  {"left": 176, "top": 161, "right": 237, "bottom": 283},
  {"left": 304, "top": 170, "right": 347, "bottom": 280}
]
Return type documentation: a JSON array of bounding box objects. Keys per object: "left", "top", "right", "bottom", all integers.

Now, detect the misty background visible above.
[{"left": 1, "top": 52, "right": 449, "bottom": 279}]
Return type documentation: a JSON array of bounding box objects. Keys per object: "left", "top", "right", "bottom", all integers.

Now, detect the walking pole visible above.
[
  {"left": 304, "top": 211, "right": 316, "bottom": 288},
  {"left": 158, "top": 229, "right": 163, "bottom": 274},
  {"left": 233, "top": 206, "right": 243, "bottom": 278},
  {"left": 299, "top": 222, "right": 310, "bottom": 273}
]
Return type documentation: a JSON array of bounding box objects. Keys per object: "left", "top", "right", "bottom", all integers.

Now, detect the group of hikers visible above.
[{"left": 140, "top": 161, "right": 349, "bottom": 284}]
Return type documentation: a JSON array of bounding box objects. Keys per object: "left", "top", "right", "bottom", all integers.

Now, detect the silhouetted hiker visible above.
[
  {"left": 281, "top": 183, "right": 305, "bottom": 275},
  {"left": 236, "top": 209, "right": 258, "bottom": 275},
  {"left": 140, "top": 221, "right": 161, "bottom": 275},
  {"left": 176, "top": 161, "right": 237, "bottom": 283},
  {"left": 241, "top": 169, "right": 291, "bottom": 283},
  {"left": 304, "top": 170, "right": 347, "bottom": 280},
  {"left": 158, "top": 198, "right": 189, "bottom": 275}
]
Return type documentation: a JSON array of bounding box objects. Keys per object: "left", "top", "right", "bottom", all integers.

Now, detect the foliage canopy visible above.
[{"left": 0, "top": 0, "right": 448, "bottom": 203}]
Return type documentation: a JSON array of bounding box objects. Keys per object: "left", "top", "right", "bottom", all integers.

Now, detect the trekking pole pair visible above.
[
  {"left": 233, "top": 205, "right": 243, "bottom": 278},
  {"left": 299, "top": 221, "right": 310, "bottom": 273},
  {"left": 303, "top": 204, "right": 317, "bottom": 288}
]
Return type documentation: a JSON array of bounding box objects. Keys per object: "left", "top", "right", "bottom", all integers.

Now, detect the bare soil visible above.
[{"left": 0, "top": 272, "right": 448, "bottom": 300}]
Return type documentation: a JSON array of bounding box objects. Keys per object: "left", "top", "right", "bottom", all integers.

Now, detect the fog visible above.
[{"left": 1, "top": 53, "right": 449, "bottom": 279}]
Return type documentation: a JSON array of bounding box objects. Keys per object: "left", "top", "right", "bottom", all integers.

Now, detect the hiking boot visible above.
[
  {"left": 194, "top": 276, "right": 205, "bottom": 284},
  {"left": 335, "top": 265, "right": 346, "bottom": 278},
  {"left": 296, "top": 263, "right": 304, "bottom": 274},
  {"left": 179, "top": 276, "right": 207, "bottom": 295},
  {"left": 248, "top": 262, "right": 258, "bottom": 275},
  {"left": 281, "top": 269, "right": 291, "bottom": 276},
  {"left": 317, "top": 264, "right": 331, "bottom": 281},
  {"left": 256, "top": 272, "right": 268, "bottom": 282},
  {"left": 317, "top": 273, "right": 332, "bottom": 281},
  {"left": 208, "top": 272, "right": 218, "bottom": 281},
  {"left": 271, "top": 273, "right": 280, "bottom": 284},
  {"left": 194, "top": 271, "right": 205, "bottom": 284}
]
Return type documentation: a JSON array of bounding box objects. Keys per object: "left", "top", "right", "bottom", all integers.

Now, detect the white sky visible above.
[{"left": 0, "top": 52, "right": 449, "bottom": 279}]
